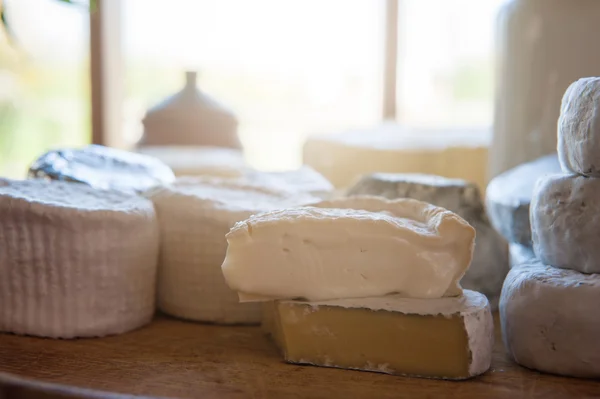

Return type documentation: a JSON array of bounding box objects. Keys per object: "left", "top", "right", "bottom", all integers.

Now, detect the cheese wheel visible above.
[
  {"left": 531, "top": 173, "right": 600, "bottom": 274},
  {"left": 0, "top": 179, "right": 159, "bottom": 339},
  {"left": 558, "top": 77, "right": 600, "bottom": 176},
  {"left": 303, "top": 124, "right": 490, "bottom": 193},
  {"left": 348, "top": 173, "right": 508, "bottom": 309},
  {"left": 500, "top": 260, "right": 600, "bottom": 378},
  {"left": 245, "top": 166, "right": 334, "bottom": 199},
  {"left": 148, "top": 176, "right": 320, "bottom": 324}
]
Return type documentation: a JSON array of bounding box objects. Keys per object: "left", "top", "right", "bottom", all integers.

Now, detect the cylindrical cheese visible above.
[{"left": 0, "top": 179, "right": 159, "bottom": 339}]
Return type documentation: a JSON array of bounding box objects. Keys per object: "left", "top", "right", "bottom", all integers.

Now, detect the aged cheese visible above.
[
  {"left": 222, "top": 196, "right": 476, "bottom": 302},
  {"left": 147, "top": 176, "right": 320, "bottom": 324},
  {"left": 531, "top": 173, "right": 600, "bottom": 274},
  {"left": 303, "top": 124, "right": 490, "bottom": 193},
  {"left": 28, "top": 144, "right": 175, "bottom": 194},
  {"left": 558, "top": 77, "right": 600, "bottom": 176},
  {"left": 486, "top": 154, "right": 560, "bottom": 247},
  {"left": 272, "top": 290, "right": 493, "bottom": 380},
  {"left": 0, "top": 179, "right": 159, "bottom": 338},
  {"left": 348, "top": 173, "right": 508, "bottom": 309},
  {"left": 509, "top": 244, "right": 536, "bottom": 269},
  {"left": 137, "top": 145, "right": 248, "bottom": 177},
  {"left": 500, "top": 260, "right": 600, "bottom": 378}
]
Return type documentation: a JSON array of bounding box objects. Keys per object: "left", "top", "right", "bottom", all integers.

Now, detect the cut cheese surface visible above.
[
  {"left": 0, "top": 179, "right": 159, "bottom": 338},
  {"left": 222, "top": 196, "right": 475, "bottom": 302},
  {"left": 148, "top": 176, "right": 320, "bottom": 324},
  {"left": 272, "top": 290, "right": 493, "bottom": 380}
]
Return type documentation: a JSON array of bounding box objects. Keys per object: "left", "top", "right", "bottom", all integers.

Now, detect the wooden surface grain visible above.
[{"left": 0, "top": 313, "right": 599, "bottom": 399}]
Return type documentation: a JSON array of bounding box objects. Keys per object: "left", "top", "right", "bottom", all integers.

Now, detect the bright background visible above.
[{"left": 0, "top": 0, "right": 505, "bottom": 177}]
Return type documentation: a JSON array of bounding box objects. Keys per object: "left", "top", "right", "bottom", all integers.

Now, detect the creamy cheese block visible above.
[
  {"left": 531, "top": 173, "right": 600, "bottom": 274},
  {"left": 486, "top": 154, "right": 560, "bottom": 247},
  {"left": 147, "top": 176, "right": 320, "bottom": 324},
  {"left": 271, "top": 290, "right": 493, "bottom": 380},
  {"left": 558, "top": 77, "right": 600, "bottom": 176},
  {"left": 222, "top": 196, "right": 476, "bottom": 302},
  {"left": 137, "top": 145, "right": 247, "bottom": 177},
  {"left": 303, "top": 124, "right": 490, "bottom": 193},
  {"left": 247, "top": 166, "right": 334, "bottom": 199},
  {"left": 28, "top": 144, "right": 175, "bottom": 194},
  {"left": 0, "top": 179, "right": 159, "bottom": 339},
  {"left": 509, "top": 244, "right": 536, "bottom": 269},
  {"left": 348, "top": 173, "right": 508, "bottom": 309},
  {"left": 500, "top": 260, "right": 600, "bottom": 378}
]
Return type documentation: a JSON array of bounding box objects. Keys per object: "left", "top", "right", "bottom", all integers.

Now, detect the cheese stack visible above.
[
  {"left": 501, "top": 77, "right": 600, "bottom": 378},
  {"left": 303, "top": 124, "right": 490, "bottom": 194},
  {"left": 222, "top": 196, "right": 494, "bottom": 380},
  {"left": 146, "top": 176, "right": 322, "bottom": 325},
  {"left": 0, "top": 179, "right": 159, "bottom": 339}
]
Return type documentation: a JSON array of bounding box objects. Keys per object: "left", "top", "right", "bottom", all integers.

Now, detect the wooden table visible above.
[{"left": 0, "top": 313, "right": 598, "bottom": 399}]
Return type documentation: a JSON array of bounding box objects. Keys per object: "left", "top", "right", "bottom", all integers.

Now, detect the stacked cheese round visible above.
[
  {"left": 501, "top": 77, "right": 600, "bottom": 378},
  {"left": 303, "top": 124, "right": 490, "bottom": 193},
  {"left": 0, "top": 179, "right": 159, "bottom": 338},
  {"left": 148, "top": 176, "right": 320, "bottom": 324}
]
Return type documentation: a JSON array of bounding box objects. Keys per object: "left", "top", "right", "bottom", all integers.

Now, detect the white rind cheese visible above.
[
  {"left": 558, "top": 77, "right": 600, "bottom": 176},
  {"left": 148, "top": 176, "right": 320, "bottom": 324},
  {"left": 348, "top": 173, "right": 508, "bottom": 309},
  {"left": 0, "top": 179, "right": 159, "bottom": 339},
  {"left": 222, "top": 196, "right": 475, "bottom": 302},
  {"left": 500, "top": 260, "right": 600, "bottom": 378},
  {"left": 531, "top": 173, "right": 600, "bottom": 274},
  {"left": 247, "top": 166, "right": 334, "bottom": 199}
]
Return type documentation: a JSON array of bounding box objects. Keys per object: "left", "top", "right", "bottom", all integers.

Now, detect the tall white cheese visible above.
[
  {"left": 222, "top": 196, "right": 475, "bottom": 302},
  {"left": 0, "top": 179, "right": 159, "bottom": 339},
  {"left": 147, "top": 176, "right": 320, "bottom": 324}
]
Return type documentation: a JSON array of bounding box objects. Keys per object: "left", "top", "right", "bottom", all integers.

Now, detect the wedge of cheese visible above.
[
  {"left": 0, "top": 179, "right": 159, "bottom": 339},
  {"left": 271, "top": 290, "right": 493, "bottom": 380},
  {"left": 222, "top": 196, "right": 476, "bottom": 302},
  {"left": 147, "top": 176, "right": 320, "bottom": 324}
]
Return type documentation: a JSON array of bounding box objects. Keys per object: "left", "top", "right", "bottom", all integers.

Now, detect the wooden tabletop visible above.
[{"left": 0, "top": 313, "right": 598, "bottom": 399}]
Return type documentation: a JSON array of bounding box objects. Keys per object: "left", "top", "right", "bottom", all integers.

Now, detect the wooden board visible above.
[{"left": 0, "top": 313, "right": 599, "bottom": 399}]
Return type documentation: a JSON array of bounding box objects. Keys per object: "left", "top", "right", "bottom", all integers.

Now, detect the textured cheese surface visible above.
[
  {"left": 273, "top": 290, "right": 493, "bottom": 380},
  {"left": 558, "top": 77, "right": 600, "bottom": 176},
  {"left": 148, "top": 176, "right": 320, "bottom": 324},
  {"left": 303, "top": 124, "right": 490, "bottom": 192},
  {"left": 486, "top": 154, "right": 560, "bottom": 247},
  {"left": 348, "top": 173, "right": 508, "bottom": 309},
  {"left": 531, "top": 173, "right": 600, "bottom": 274},
  {"left": 137, "top": 145, "right": 247, "bottom": 177},
  {"left": 0, "top": 179, "right": 159, "bottom": 338},
  {"left": 223, "top": 196, "right": 475, "bottom": 302},
  {"left": 500, "top": 261, "right": 600, "bottom": 378}
]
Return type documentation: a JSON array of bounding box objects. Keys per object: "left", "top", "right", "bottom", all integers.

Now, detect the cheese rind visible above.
[
  {"left": 223, "top": 196, "right": 475, "bottom": 302},
  {"left": 558, "top": 77, "right": 600, "bottom": 176},
  {"left": 531, "top": 173, "right": 600, "bottom": 274},
  {"left": 0, "top": 179, "right": 159, "bottom": 338},
  {"left": 148, "top": 176, "right": 320, "bottom": 324},
  {"left": 272, "top": 290, "right": 493, "bottom": 380},
  {"left": 500, "top": 260, "right": 600, "bottom": 378},
  {"left": 348, "top": 173, "right": 508, "bottom": 309}
]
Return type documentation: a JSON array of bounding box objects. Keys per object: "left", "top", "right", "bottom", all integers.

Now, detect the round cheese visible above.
[
  {"left": 500, "top": 260, "right": 600, "bottom": 378},
  {"left": 0, "top": 179, "right": 159, "bottom": 339},
  {"left": 148, "top": 176, "right": 320, "bottom": 324},
  {"left": 558, "top": 77, "right": 600, "bottom": 176},
  {"left": 347, "top": 173, "right": 508, "bottom": 309},
  {"left": 245, "top": 166, "right": 334, "bottom": 199},
  {"left": 531, "top": 173, "right": 600, "bottom": 274}
]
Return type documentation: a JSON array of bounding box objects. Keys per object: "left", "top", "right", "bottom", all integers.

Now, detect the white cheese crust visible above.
[
  {"left": 0, "top": 179, "right": 159, "bottom": 338},
  {"left": 223, "top": 196, "right": 475, "bottom": 302}
]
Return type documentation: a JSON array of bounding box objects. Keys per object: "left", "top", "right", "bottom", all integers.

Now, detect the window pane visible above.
[
  {"left": 0, "top": 0, "right": 90, "bottom": 178},
  {"left": 123, "top": 0, "right": 384, "bottom": 170}
]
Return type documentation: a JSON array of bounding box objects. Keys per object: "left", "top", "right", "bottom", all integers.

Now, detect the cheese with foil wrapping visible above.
[
  {"left": 272, "top": 290, "right": 493, "bottom": 380},
  {"left": 28, "top": 144, "right": 175, "bottom": 194},
  {"left": 303, "top": 124, "right": 490, "bottom": 192},
  {"left": 222, "top": 196, "right": 476, "bottom": 302},
  {"left": 348, "top": 173, "right": 508, "bottom": 309},
  {"left": 147, "top": 176, "right": 321, "bottom": 324},
  {"left": 0, "top": 178, "right": 159, "bottom": 339}
]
